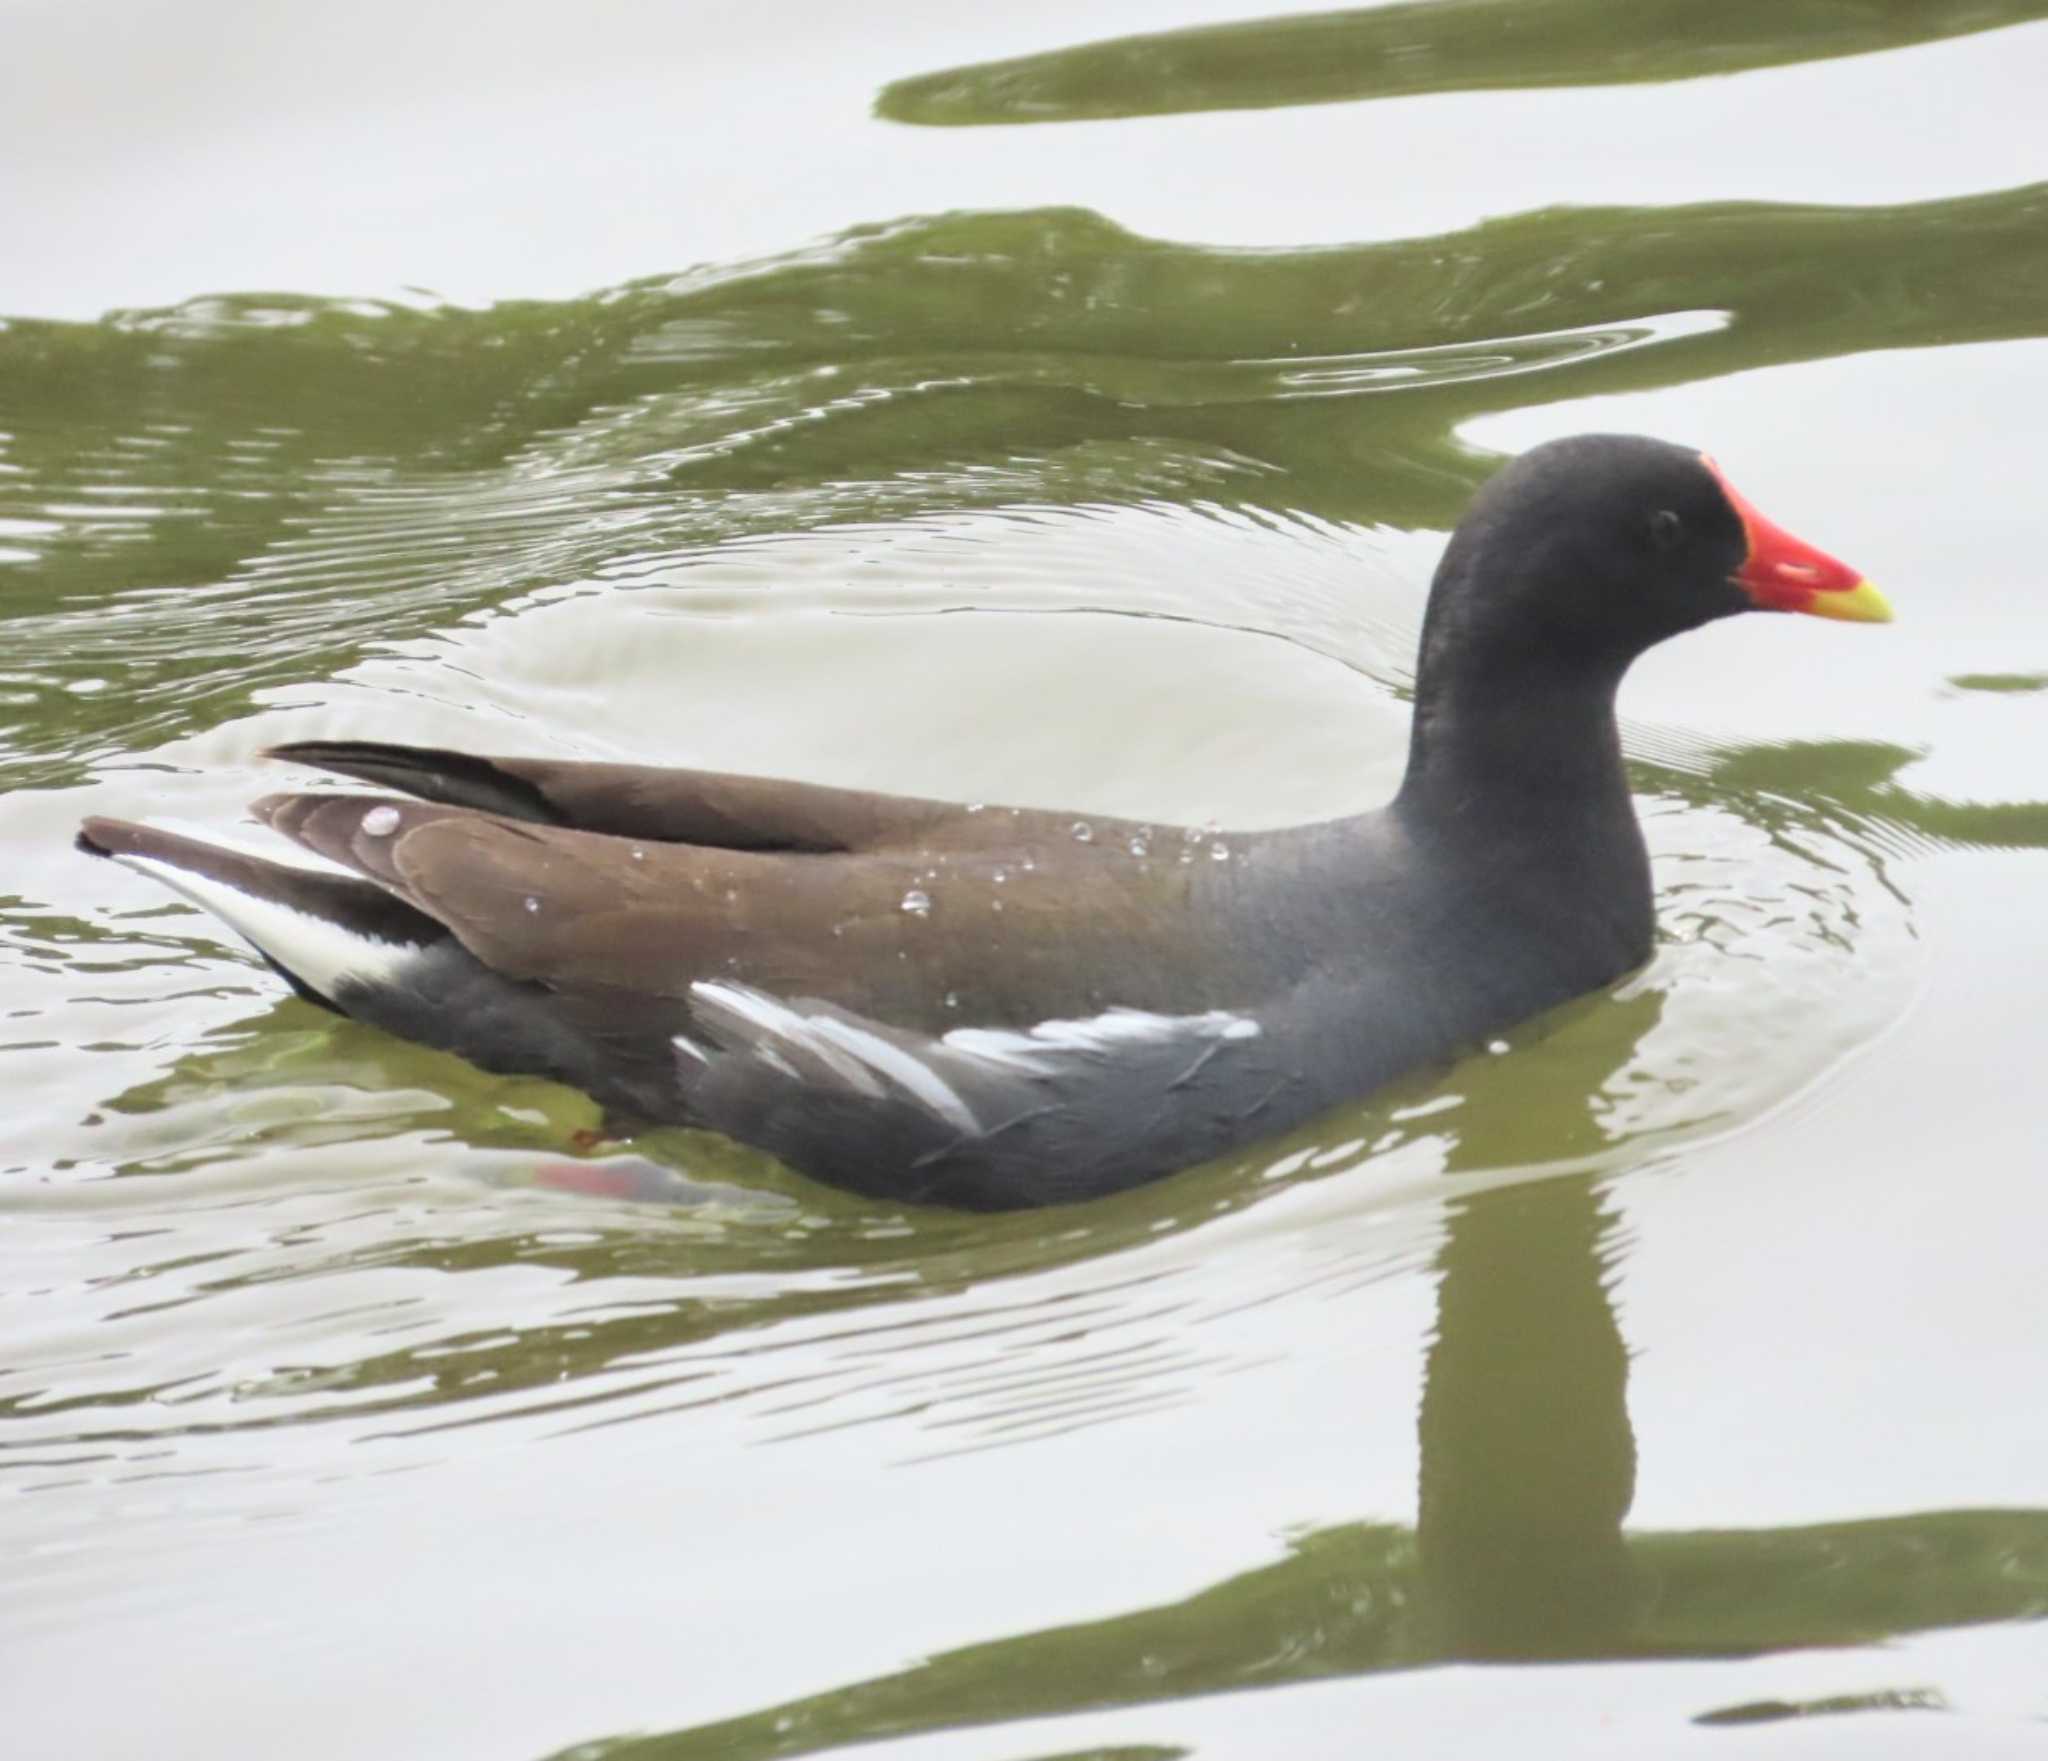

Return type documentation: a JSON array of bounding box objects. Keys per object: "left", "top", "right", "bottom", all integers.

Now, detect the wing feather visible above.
[
  {"left": 269, "top": 739, "right": 974, "bottom": 853},
  {"left": 674, "top": 983, "right": 1286, "bottom": 1208}
]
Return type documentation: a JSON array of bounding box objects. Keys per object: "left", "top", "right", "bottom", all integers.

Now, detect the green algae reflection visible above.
[
  {"left": 880, "top": 0, "right": 2048, "bottom": 127},
  {"left": 5, "top": 184, "right": 2044, "bottom": 784}
]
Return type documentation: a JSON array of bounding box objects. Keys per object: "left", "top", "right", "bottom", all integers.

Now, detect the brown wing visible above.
[
  {"left": 267, "top": 739, "right": 978, "bottom": 853},
  {"left": 252, "top": 789, "right": 1238, "bottom": 1034}
]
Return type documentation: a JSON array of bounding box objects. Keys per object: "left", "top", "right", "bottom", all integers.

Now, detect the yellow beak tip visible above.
[{"left": 1803, "top": 578, "right": 1894, "bottom": 625}]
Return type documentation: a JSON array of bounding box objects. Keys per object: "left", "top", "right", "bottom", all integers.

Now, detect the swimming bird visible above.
[{"left": 77, "top": 435, "right": 1889, "bottom": 1208}]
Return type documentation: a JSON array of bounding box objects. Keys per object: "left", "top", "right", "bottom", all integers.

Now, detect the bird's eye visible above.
[{"left": 1649, "top": 509, "right": 1685, "bottom": 551}]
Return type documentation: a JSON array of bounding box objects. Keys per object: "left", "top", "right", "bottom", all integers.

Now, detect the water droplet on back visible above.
[
  {"left": 360, "top": 804, "right": 401, "bottom": 837},
  {"left": 1071, "top": 822, "right": 1093, "bottom": 843},
  {"left": 901, "top": 889, "right": 932, "bottom": 916}
]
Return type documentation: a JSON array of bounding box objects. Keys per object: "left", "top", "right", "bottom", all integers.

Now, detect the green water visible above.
[{"left": 5, "top": 3, "right": 2048, "bottom": 1756}]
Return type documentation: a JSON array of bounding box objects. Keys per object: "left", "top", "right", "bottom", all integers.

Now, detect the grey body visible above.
[{"left": 81, "top": 719, "right": 1648, "bottom": 1208}]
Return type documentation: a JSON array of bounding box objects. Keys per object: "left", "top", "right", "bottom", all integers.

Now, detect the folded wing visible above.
[{"left": 268, "top": 739, "right": 970, "bottom": 853}]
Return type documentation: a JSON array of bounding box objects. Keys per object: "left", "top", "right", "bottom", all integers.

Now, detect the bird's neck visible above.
[
  {"left": 1390, "top": 631, "right": 1654, "bottom": 982},
  {"left": 1393, "top": 628, "right": 1638, "bottom": 848}
]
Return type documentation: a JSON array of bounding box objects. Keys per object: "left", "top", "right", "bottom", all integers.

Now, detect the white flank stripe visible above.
[
  {"left": 700, "top": 991, "right": 892, "bottom": 1097},
  {"left": 693, "top": 984, "right": 883, "bottom": 1090},
  {"left": 115, "top": 854, "right": 423, "bottom": 996},
  {"left": 943, "top": 1007, "right": 1259, "bottom": 1071},
  {"left": 807, "top": 1016, "right": 979, "bottom": 1134},
  {"left": 690, "top": 983, "right": 980, "bottom": 1135},
  {"left": 772, "top": 1014, "right": 888, "bottom": 1098},
  {"left": 683, "top": 986, "right": 1259, "bottom": 1139},
  {"left": 693, "top": 983, "right": 805, "bottom": 1040}
]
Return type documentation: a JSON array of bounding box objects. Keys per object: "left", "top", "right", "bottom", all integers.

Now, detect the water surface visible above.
[{"left": 5, "top": 3, "right": 2048, "bottom": 1756}]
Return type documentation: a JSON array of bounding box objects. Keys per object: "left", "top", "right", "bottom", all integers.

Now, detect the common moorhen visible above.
[{"left": 78, "top": 435, "right": 1889, "bottom": 1207}]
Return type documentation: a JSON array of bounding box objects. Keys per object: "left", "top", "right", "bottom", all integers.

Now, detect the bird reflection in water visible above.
[{"left": 555, "top": 981, "right": 2048, "bottom": 1759}]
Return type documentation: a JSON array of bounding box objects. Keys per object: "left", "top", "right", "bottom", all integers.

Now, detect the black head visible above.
[
  {"left": 1421, "top": 435, "right": 1755, "bottom": 681},
  {"left": 1399, "top": 432, "right": 1885, "bottom": 822}
]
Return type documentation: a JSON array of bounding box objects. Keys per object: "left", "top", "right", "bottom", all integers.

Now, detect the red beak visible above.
[{"left": 1704, "top": 457, "right": 1892, "bottom": 623}]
